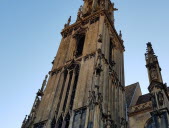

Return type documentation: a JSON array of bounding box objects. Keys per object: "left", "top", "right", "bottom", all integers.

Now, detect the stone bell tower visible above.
[
  {"left": 22, "top": 0, "right": 126, "bottom": 128},
  {"left": 145, "top": 42, "right": 169, "bottom": 128}
]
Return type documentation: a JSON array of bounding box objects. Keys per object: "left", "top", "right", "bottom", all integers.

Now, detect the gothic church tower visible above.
[{"left": 22, "top": 0, "right": 126, "bottom": 128}]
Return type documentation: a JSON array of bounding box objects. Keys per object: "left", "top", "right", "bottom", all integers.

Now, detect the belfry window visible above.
[
  {"left": 72, "top": 108, "right": 87, "bottom": 128},
  {"left": 76, "top": 35, "right": 85, "bottom": 57}
]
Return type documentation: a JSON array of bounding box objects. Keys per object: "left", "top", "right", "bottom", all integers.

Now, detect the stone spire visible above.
[{"left": 145, "top": 42, "right": 163, "bottom": 85}]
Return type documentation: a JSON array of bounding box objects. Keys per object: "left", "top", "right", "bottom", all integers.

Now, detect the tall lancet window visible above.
[
  {"left": 109, "top": 39, "right": 113, "bottom": 62},
  {"left": 76, "top": 35, "right": 85, "bottom": 57}
]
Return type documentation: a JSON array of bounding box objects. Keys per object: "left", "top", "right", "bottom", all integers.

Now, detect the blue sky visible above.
[{"left": 0, "top": 0, "right": 169, "bottom": 128}]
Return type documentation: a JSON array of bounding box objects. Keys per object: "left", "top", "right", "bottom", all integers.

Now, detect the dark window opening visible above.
[
  {"left": 34, "top": 122, "right": 45, "bottom": 128},
  {"left": 76, "top": 36, "right": 85, "bottom": 57},
  {"left": 72, "top": 108, "right": 87, "bottom": 128}
]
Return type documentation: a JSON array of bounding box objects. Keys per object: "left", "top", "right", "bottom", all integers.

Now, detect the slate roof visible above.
[
  {"left": 125, "top": 83, "right": 169, "bottom": 107},
  {"left": 136, "top": 93, "right": 151, "bottom": 105},
  {"left": 125, "top": 83, "right": 138, "bottom": 108}
]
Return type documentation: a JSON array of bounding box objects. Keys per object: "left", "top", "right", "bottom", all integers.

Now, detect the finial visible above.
[
  {"left": 64, "top": 16, "right": 71, "bottom": 28},
  {"left": 22, "top": 115, "right": 27, "bottom": 123},
  {"left": 146, "top": 42, "right": 154, "bottom": 54},
  {"left": 119, "top": 30, "right": 122, "bottom": 39},
  {"left": 147, "top": 42, "right": 152, "bottom": 47}
]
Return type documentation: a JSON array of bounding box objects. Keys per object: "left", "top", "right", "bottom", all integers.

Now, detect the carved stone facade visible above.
[{"left": 21, "top": 1, "right": 169, "bottom": 128}]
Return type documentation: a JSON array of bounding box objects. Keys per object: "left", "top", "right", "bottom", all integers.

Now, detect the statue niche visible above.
[{"left": 150, "top": 68, "right": 158, "bottom": 81}]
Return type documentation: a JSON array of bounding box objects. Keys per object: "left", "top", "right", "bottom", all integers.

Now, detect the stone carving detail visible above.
[
  {"left": 88, "top": 86, "right": 103, "bottom": 109},
  {"left": 105, "top": 112, "right": 113, "bottom": 128},
  {"left": 150, "top": 68, "right": 158, "bottom": 80},
  {"left": 157, "top": 91, "right": 164, "bottom": 106},
  {"left": 120, "top": 117, "right": 127, "bottom": 127},
  {"left": 150, "top": 94, "right": 157, "bottom": 108},
  {"left": 98, "top": 34, "right": 102, "bottom": 43},
  {"left": 100, "top": 0, "right": 105, "bottom": 10},
  {"left": 95, "top": 63, "right": 102, "bottom": 76}
]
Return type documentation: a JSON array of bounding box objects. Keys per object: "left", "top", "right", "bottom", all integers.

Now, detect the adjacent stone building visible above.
[
  {"left": 21, "top": 0, "right": 169, "bottom": 128},
  {"left": 126, "top": 43, "right": 169, "bottom": 128}
]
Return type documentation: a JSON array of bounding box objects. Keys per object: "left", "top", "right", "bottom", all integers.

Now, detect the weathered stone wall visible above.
[{"left": 129, "top": 111, "right": 151, "bottom": 128}]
